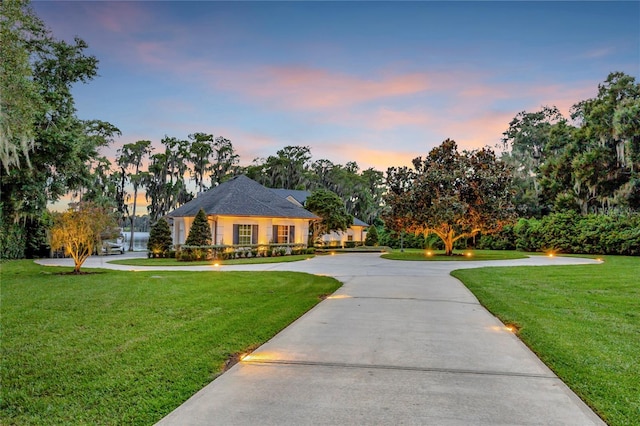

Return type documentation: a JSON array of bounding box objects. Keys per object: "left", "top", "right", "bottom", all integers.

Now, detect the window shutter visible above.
[
  {"left": 289, "top": 226, "right": 295, "bottom": 243},
  {"left": 272, "top": 225, "right": 278, "bottom": 243},
  {"left": 233, "top": 224, "right": 239, "bottom": 245},
  {"left": 252, "top": 225, "right": 258, "bottom": 244}
]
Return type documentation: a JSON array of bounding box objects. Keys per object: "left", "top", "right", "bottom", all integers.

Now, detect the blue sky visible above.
[{"left": 33, "top": 1, "right": 639, "bottom": 175}]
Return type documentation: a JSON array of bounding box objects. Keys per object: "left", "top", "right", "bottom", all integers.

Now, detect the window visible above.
[
  {"left": 273, "top": 225, "right": 295, "bottom": 244},
  {"left": 238, "top": 225, "right": 252, "bottom": 245},
  {"left": 233, "top": 224, "right": 258, "bottom": 245}
]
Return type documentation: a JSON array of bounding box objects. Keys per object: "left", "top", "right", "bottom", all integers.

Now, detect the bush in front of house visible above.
[{"left": 185, "top": 209, "right": 212, "bottom": 247}]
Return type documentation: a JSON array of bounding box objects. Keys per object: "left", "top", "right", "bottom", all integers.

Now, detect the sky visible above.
[{"left": 32, "top": 0, "right": 640, "bottom": 207}]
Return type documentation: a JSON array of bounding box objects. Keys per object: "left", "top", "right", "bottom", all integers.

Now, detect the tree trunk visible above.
[
  {"left": 129, "top": 186, "right": 137, "bottom": 252},
  {"left": 444, "top": 230, "right": 454, "bottom": 256}
]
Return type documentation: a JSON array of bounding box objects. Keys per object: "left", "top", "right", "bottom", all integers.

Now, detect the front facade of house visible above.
[
  {"left": 318, "top": 218, "right": 368, "bottom": 247},
  {"left": 173, "top": 214, "right": 311, "bottom": 246},
  {"left": 168, "top": 175, "right": 318, "bottom": 247}
]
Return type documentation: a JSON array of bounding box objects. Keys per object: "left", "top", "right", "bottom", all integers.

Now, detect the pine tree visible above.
[
  {"left": 365, "top": 225, "right": 379, "bottom": 246},
  {"left": 185, "top": 209, "right": 212, "bottom": 246},
  {"left": 147, "top": 218, "right": 172, "bottom": 256}
]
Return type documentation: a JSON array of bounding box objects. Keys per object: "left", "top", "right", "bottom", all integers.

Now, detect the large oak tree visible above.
[{"left": 384, "top": 139, "right": 515, "bottom": 255}]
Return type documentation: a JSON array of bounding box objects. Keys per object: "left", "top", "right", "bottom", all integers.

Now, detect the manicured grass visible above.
[
  {"left": 451, "top": 255, "right": 640, "bottom": 426},
  {"left": 381, "top": 248, "right": 528, "bottom": 261},
  {"left": 108, "top": 254, "right": 314, "bottom": 267},
  {"left": 1, "top": 260, "right": 341, "bottom": 425}
]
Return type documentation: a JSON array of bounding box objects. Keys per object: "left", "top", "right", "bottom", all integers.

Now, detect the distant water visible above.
[{"left": 123, "top": 232, "right": 150, "bottom": 251}]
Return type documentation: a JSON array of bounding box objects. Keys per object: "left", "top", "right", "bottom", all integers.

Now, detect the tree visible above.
[
  {"left": 304, "top": 189, "right": 352, "bottom": 244},
  {"left": 147, "top": 218, "right": 172, "bottom": 256},
  {"left": 184, "top": 208, "right": 211, "bottom": 246},
  {"left": 1, "top": 4, "right": 120, "bottom": 259},
  {"left": 246, "top": 145, "right": 311, "bottom": 189},
  {"left": 384, "top": 139, "right": 515, "bottom": 256},
  {"left": 308, "top": 159, "right": 384, "bottom": 224},
  {"left": 0, "top": 0, "right": 47, "bottom": 171},
  {"left": 49, "top": 202, "right": 116, "bottom": 273},
  {"left": 501, "top": 106, "right": 566, "bottom": 217},
  {"left": 210, "top": 136, "right": 239, "bottom": 186},
  {"left": 188, "top": 132, "right": 214, "bottom": 194},
  {"left": 364, "top": 225, "right": 379, "bottom": 246},
  {"left": 117, "top": 140, "right": 151, "bottom": 251}
]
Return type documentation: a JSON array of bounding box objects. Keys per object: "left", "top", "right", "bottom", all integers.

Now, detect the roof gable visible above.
[{"left": 167, "top": 175, "right": 319, "bottom": 219}]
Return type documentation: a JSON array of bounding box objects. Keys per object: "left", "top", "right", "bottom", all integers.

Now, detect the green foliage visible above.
[
  {"left": 184, "top": 209, "right": 211, "bottom": 247},
  {"left": 0, "top": 0, "right": 47, "bottom": 171},
  {"left": 364, "top": 225, "right": 379, "bottom": 246},
  {"left": 305, "top": 188, "right": 352, "bottom": 243},
  {"left": 384, "top": 139, "right": 515, "bottom": 255},
  {"left": 478, "top": 212, "right": 640, "bottom": 255},
  {"left": 147, "top": 218, "right": 172, "bottom": 256},
  {"left": 452, "top": 256, "right": 640, "bottom": 425},
  {"left": 504, "top": 72, "right": 640, "bottom": 215},
  {"left": 0, "top": 217, "right": 25, "bottom": 260},
  {"left": 1, "top": 260, "right": 340, "bottom": 425},
  {"left": 1, "top": 1, "right": 120, "bottom": 255}
]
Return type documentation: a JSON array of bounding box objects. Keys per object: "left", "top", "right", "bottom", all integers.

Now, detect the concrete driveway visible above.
[{"left": 37, "top": 253, "right": 605, "bottom": 425}]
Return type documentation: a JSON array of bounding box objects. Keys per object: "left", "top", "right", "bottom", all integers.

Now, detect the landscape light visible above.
[
  {"left": 465, "top": 252, "right": 473, "bottom": 257},
  {"left": 426, "top": 250, "right": 433, "bottom": 256}
]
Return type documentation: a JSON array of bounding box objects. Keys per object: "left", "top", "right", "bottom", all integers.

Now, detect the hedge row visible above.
[
  {"left": 174, "top": 244, "right": 314, "bottom": 262},
  {"left": 478, "top": 212, "right": 640, "bottom": 255}
]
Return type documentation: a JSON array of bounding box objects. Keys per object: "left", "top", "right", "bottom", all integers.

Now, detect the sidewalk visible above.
[{"left": 123, "top": 253, "right": 605, "bottom": 425}]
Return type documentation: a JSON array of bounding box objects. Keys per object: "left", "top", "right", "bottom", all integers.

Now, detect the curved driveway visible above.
[{"left": 38, "top": 253, "right": 605, "bottom": 425}]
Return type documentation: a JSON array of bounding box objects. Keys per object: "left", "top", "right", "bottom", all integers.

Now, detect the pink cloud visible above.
[
  {"left": 210, "top": 66, "right": 432, "bottom": 110},
  {"left": 86, "top": 2, "right": 150, "bottom": 34}
]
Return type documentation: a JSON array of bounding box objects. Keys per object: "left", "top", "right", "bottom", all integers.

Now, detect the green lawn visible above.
[
  {"left": 382, "top": 248, "right": 528, "bottom": 261},
  {"left": 451, "top": 255, "right": 640, "bottom": 426},
  {"left": 0, "top": 261, "right": 341, "bottom": 425},
  {"left": 108, "top": 254, "right": 314, "bottom": 267}
]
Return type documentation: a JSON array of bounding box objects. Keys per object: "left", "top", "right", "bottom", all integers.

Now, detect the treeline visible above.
[{"left": 501, "top": 72, "right": 640, "bottom": 218}]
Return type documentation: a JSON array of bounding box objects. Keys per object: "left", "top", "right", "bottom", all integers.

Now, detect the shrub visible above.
[
  {"left": 184, "top": 209, "right": 211, "bottom": 247},
  {"left": 486, "top": 212, "right": 640, "bottom": 255},
  {"left": 147, "top": 218, "right": 172, "bottom": 256},
  {"left": 364, "top": 226, "right": 379, "bottom": 246}
]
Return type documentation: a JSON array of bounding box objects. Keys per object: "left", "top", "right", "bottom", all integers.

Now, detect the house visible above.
[
  {"left": 167, "top": 175, "right": 319, "bottom": 247},
  {"left": 270, "top": 189, "right": 369, "bottom": 246}
]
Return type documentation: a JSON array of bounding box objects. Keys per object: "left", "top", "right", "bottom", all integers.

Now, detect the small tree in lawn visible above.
[
  {"left": 49, "top": 202, "right": 116, "bottom": 273},
  {"left": 147, "top": 218, "right": 172, "bottom": 257},
  {"left": 305, "top": 189, "right": 352, "bottom": 245},
  {"left": 384, "top": 139, "right": 516, "bottom": 256},
  {"left": 183, "top": 208, "right": 211, "bottom": 260},
  {"left": 364, "top": 225, "right": 379, "bottom": 246}
]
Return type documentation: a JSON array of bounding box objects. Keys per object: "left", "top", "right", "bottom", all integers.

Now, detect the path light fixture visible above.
[
  {"left": 465, "top": 252, "right": 473, "bottom": 258},
  {"left": 326, "top": 294, "right": 352, "bottom": 299},
  {"left": 426, "top": 250, "right": 433, "bottom": 257}
]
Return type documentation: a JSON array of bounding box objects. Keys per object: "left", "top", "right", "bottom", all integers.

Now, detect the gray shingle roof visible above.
[
  {"left": 269, "top": 188, "right": 311, "bottom": 205},
  {"left": 167, "top": 175, "right": 319, "bottom": 219}
]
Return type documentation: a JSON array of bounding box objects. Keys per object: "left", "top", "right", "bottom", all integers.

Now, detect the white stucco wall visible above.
[{"left": 172, "top": 215, "right": 311, "bottom": 246}]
